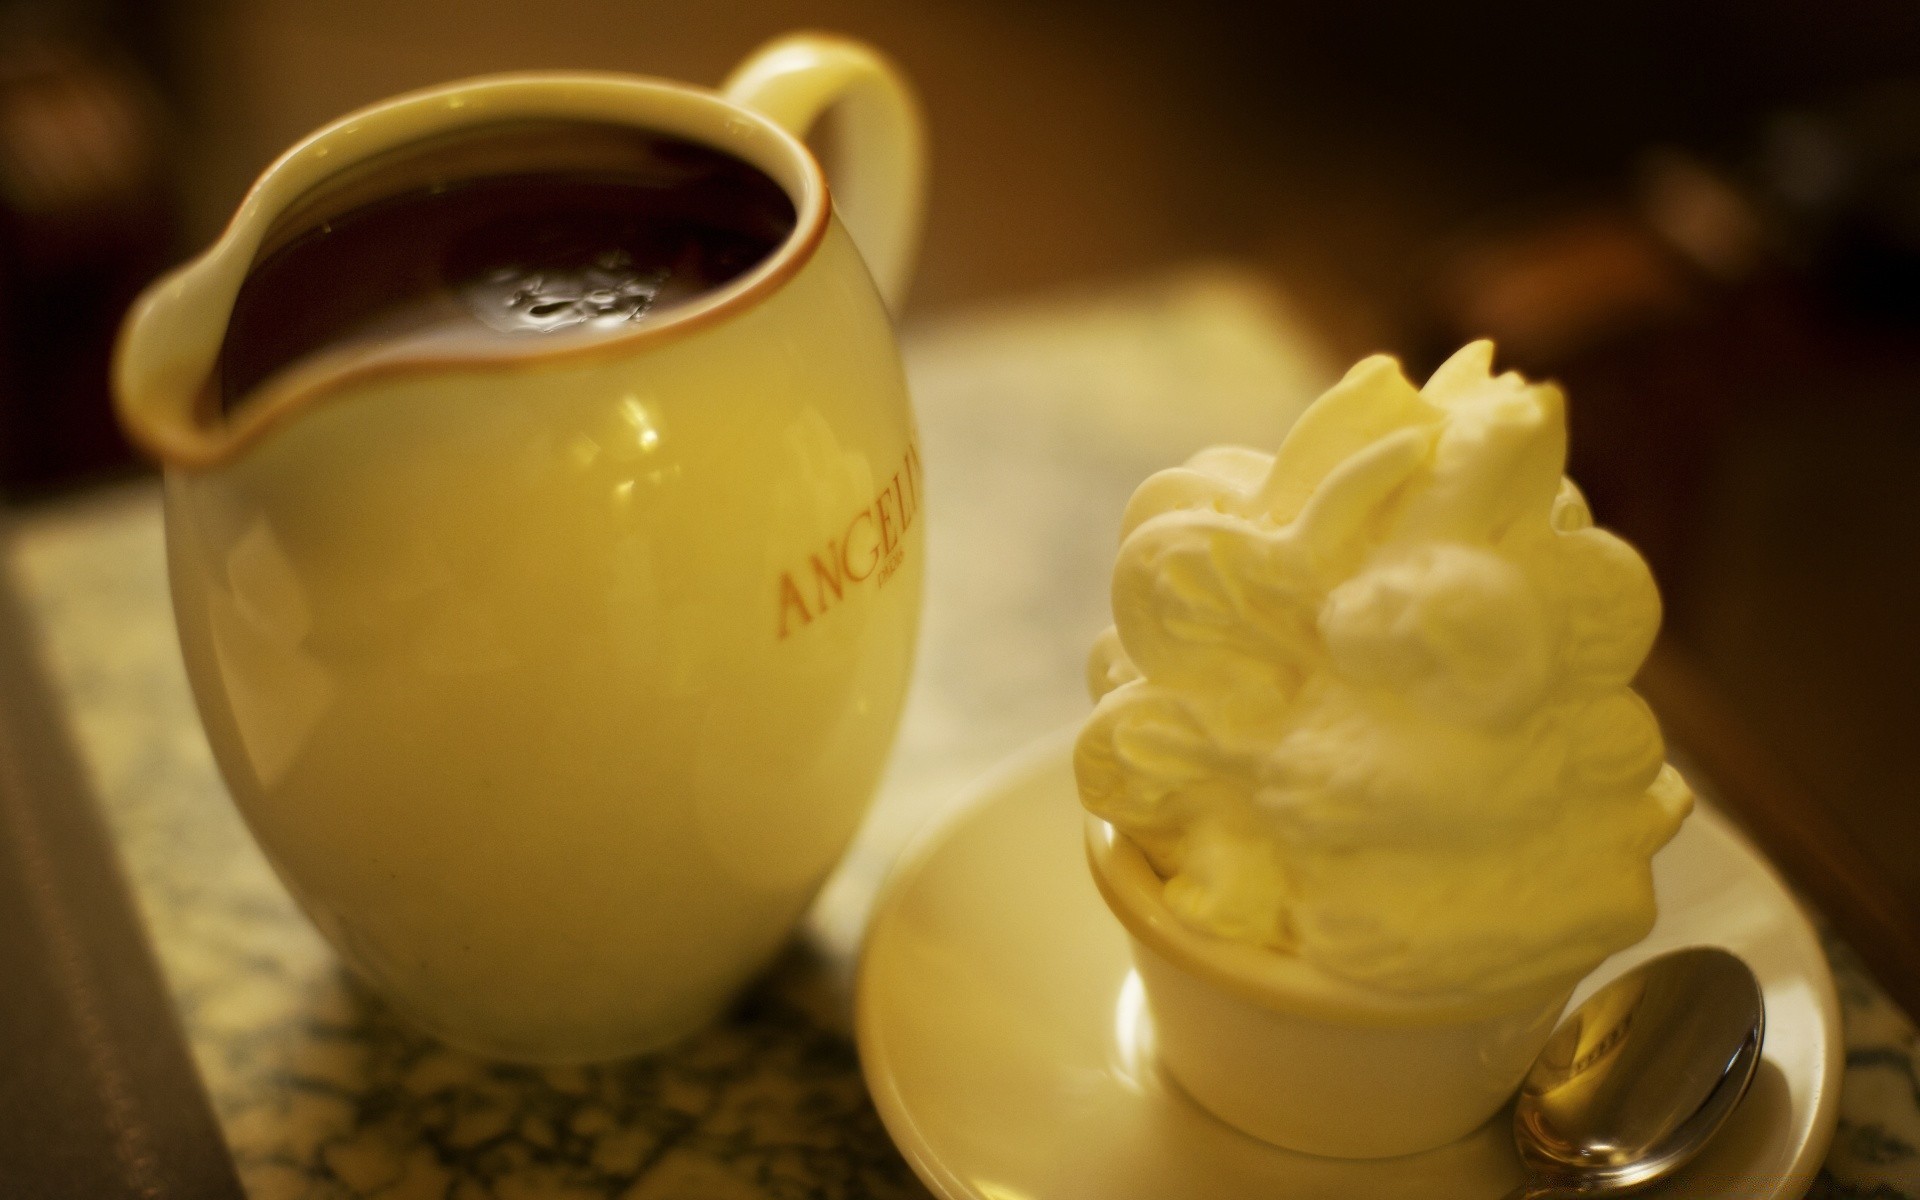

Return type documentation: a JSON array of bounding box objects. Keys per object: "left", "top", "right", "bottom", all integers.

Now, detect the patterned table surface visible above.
[{"left": 8, "top": 269, "right": 1917, "bottom": 1199}]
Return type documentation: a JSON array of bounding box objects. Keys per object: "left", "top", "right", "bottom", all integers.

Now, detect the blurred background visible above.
[{"left": 0, "top": 0, "right": 1915, "bottom": 998}]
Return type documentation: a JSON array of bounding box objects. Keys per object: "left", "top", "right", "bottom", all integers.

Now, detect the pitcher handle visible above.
[{"left": 724, "top": 33, "right": 926, "bottom": 314}]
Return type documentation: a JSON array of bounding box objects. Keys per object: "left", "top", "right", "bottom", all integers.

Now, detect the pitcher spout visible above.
[
  {"left": 113, "top": 102, "right": 349, "bottom": 470},
  {"left": 112, "top": 72, "right": 502, "bottom": 472},
  {"left": 112, "top": 246, "right": 253, "bottom": 469}
]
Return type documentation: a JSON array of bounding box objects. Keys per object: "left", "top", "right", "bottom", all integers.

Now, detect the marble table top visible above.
[{"left": 8, "top": 268, "right": 1917, "bottom": 1199}]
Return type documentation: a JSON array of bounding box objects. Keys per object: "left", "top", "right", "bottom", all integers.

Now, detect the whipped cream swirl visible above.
[{"left": 1076, "top": 341, "right": 1692, "bottom": 999}]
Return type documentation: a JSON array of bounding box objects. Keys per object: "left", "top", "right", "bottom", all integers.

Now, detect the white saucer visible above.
[{"left": 856, "top": 734, "right": 1843, "bottom": 1200}]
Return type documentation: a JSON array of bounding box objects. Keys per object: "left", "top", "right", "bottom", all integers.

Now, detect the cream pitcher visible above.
[{"left": 112, "top": 34, "right": 927, "bottom": 1064}]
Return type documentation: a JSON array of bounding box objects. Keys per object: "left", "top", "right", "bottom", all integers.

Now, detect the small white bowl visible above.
[{"left": 1085, "top": 817, "right": 1576, "bottom": 1159}]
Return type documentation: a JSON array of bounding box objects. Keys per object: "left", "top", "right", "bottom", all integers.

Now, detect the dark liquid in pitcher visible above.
[{"left": 219, "top": 123, "right": 798, "bottom": 411}]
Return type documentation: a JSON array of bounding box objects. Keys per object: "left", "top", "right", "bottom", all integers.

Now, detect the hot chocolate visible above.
[{"left": 219, "top": 122, "right": 797, "bottom": 410}]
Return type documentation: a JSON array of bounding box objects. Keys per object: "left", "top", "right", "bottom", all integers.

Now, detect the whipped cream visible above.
[{"left": 1076, "top": 341, "right": 1692, "bottom": 999}]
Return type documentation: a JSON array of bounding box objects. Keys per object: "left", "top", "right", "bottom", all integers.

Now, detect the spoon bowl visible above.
[{"left": 1506, "top": 946, "right": 1765, "bottom": 1199}]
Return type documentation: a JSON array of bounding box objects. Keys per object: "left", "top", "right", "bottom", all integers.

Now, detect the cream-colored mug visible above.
[{"left": 112, "top": 34, "right": 926, "bottom": 1063}]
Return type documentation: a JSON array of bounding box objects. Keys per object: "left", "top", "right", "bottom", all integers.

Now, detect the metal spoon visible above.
[{"left": 1500, "top": 946, "right": 1765, "bottom": 1199}]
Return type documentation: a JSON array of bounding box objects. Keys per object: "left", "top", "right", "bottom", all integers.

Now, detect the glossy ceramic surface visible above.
[
  {"left": 118, "top": 39, "right": 928, "bottom": 1063},
  {"left": 857, "top": 735, "right": 1842, "bottom": 1200}
]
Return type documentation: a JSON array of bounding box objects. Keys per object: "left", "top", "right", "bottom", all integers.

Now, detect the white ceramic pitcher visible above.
[{"left": 113, "top": 34, "right": 927, "bottom": 1063}]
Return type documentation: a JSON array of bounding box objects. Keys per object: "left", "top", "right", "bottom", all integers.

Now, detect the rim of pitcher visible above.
[{"left": 118, "top": 70, "right": 833, "bottom": 469}]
